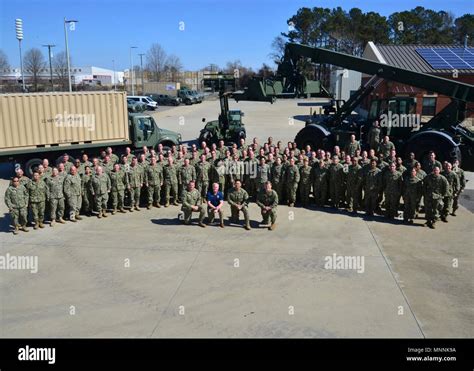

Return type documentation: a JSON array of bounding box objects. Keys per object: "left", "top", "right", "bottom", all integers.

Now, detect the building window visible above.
[{"left": 422, "top": 97, "right": 436, "bottom": 116}]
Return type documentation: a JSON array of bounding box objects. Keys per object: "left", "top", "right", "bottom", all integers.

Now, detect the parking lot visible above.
[{"left": 0, "top": 99, "right": 472, "bottom": 338}]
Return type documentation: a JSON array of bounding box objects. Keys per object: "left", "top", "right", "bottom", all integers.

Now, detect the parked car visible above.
[
  {"left": 127, "top": 95, "right": 158, "bottom": 110},
  {"left": 147, "top": 94, "right": 181, "bottom": 106},
  {"left": 127, "top": 98, "right": 147, "bottom": 113},
  {"left": 177, "top": 89, "right": 196, "bottom": 105}
]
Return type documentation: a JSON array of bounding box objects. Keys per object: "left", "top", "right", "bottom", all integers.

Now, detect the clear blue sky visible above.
[{"left": 0, "top": 0, "right": 472, "bottom": 71}]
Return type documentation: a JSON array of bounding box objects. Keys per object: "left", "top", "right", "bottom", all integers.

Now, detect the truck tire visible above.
[
  {"left": 405, "top": 132, "right": 461, "bottom": 167},
  {"left": 24, "top": 158, "right": 43, "bottom": 177},
  {"left": 294, "top": 124, "right": 333, "bottom": 151}
]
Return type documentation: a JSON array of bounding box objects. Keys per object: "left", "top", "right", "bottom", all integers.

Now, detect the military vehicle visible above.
[
  {"left": 0, "top": 92, "right": 182, "bottom": 176},
  {"left": 277, "top": 43, "right": 474, "bottom": 170},
  {"left": 198, "top": 91, "right": 246, "bottom": 145}
]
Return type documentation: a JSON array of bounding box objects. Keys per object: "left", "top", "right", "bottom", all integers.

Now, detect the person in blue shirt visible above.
[{"left": 206, "top": 182, "right": 224, "bottom": 227}]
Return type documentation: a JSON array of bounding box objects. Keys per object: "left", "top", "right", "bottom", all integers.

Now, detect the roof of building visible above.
[{"left": 368, "top": 44, "right": 474, "bottom": 75}]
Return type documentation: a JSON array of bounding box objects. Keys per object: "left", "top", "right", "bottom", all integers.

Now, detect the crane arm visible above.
[{"left": 283, "top": 43, "right": 474, "bottom": 102}]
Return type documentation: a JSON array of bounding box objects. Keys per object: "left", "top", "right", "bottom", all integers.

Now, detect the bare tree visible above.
[
  {"left": 53, "top": 51, "right": 70, "bottom": 91},
  {"left": 164, "top": 54, "right": 183, "bottom": 81},
  {"left": 0, "top": 50, "right": 10, "bottom": 72},
  {"left": 269, "top": 36, "right": 286, "bottom": 64},
  {"left": 146, "top": 43, "right": 167, "bottom": 81},
  {"left": 24, "top": 48, "right": 46, "bottom": 91}
]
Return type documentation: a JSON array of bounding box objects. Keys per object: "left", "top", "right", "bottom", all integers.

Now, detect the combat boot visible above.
[
  {"left": 147, "top": 204, "right": 152, "bottom": 210},
  {"left": 199, "top": 222, "right": 206, "bottom": 228},
  {"left": 102, "top": 210, "right": 108, "bottom": 217},
  {"left": 112, "top": 209, "right": 116, "bottom": 215},
  {"left": 269, "top": 223, "right": 276, "bottom": 231},
  {"left": 20, "top": 225, "right": 29, "bottom": 232},
  {"left": 173, "top": 200, "right": 179, "bottom": 206},
  {"left": 13, "top": 226, "right": 19, "bottom": 235},
  {"left": 75, "top": 214, "right": 83, "bottom": 220},
  {"left": 129, "top": 207, "right": 134, "bottom": 212},
  {"left": 50, "top": 220, "right": 56, "bottom": 227},
  {"left": 58, "top": 218, "right": 66, "bottom": 224},
  {"left": 97, "top": 213, "right": 102, "bottom": 219},
  {"left": 70, "top": 216, "right": 77, "bottom": 222},
  {"left": 134, "top": 206, "right": 140, "bottom": 211},
  {"left": 165, "top": 202, "right": 170, "bottom": 208},
  {"left": 154, "top": 202, "right": 161, "bottom": 208},
  {"left": 441, "top": 216, "right": 448, "bottom": 223},
  {"left": 120, "top": 208, "right": 126, "bottom": 213},
  {"left": 39, "top": 222, "right": 45, "bottom": 228},
  {"left": 33, "top": 220, "right": 39, "bottom": 230},
  {"left": 244, "top": 224, "right": 251, "bottom": 231},
  {"left": 220, "top": 222, "right": 225, "bottom": 228}
]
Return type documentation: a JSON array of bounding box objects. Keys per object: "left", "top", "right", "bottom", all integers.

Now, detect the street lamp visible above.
[
  {"left": 138, "top": 53, "right": 145, "bottom": 94},
  {"left": 15, "top": 19, "right": 26, "bottom": 91},
  {"left": 64, "top": 18, "right": 78, "bottom": 92},
  {"left": 129, "top": 46, "right": 137, "bottom": 95},
  {"left": 42, "top": 44, "right": 56, "bottom": 91}
]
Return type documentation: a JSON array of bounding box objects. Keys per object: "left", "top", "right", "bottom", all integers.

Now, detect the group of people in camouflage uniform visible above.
[{"left": 4, "top": 132, "right": 467, "bottom": 234}]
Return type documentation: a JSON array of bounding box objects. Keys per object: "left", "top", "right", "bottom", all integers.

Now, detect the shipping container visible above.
[{"left": 0, "top": 91, "right": 129, "bottom": 154}]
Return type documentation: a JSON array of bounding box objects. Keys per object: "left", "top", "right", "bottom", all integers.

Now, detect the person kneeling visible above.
[{"left": 181, "top": 181, "right": 206, "bottom": 228}]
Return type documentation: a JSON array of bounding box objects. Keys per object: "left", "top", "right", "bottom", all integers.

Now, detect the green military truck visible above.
[{"left": 0, "top": 91, "right": 182, "bottom": 176}]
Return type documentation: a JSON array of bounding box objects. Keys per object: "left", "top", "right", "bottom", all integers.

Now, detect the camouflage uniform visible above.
[
  {"left": 441, "top": 170, "right": 460, "bottom": 220},
  {"left": 46, "top": 175, "right": 66, "bottom": 221},
  {"left": 298, "top": 164, "right": 312, "bottom": 206},
  {"left": 383, "top": 170, "right": 403, "bottom": 218},
  {"left": 378, "top": 141, "right": 395, "bottom": 160},
  {"left": 163, "top": 163, "right": 179, "bottom": 206},
  {"left": 5, "top": 184, "right": 29, "bottom": 231},
  {"left": 329, "top": 163, "right": 345, "bottom": 207},
  {"left": 81, "top": 172, "right": 94, "bottom": 215},
  {"left": 362, "top": 167, "right": 382, "bottom": 215},
  {"left": 311, "top": 165, "right": 329, "bottom": 207},
  {"left": 452, "top": 166, "right": 466, "bottom": 215},
  {"left": 128, "top": 164, "right": 144, "bottom": 209},
  {"left": 423, "top": 173, "right": 448, "bottom": 227},
  {"left": 422, "top": 159, "right": 442, "bottom": 175},
  {"left": 346, "top": 164, "right": 362, "bottom": 212},
  {"left": 90, "top": 173, "right": 111, "bottom": 214},
  {"left": 244, "top": 158, "right": 259, "bottom": 198},
  {"left": 181, "top": 188, "right": 205, "bottom": 224},
  {"left": 256, "top": 189, "right": 278, "bottom": 226},
  {"left": 179, "top": 165, "right": 197, "bottom": 202},
  {"left": 368, "top": 126, "right": 381, "bottom": 151},
  {"left": 145, "top": 164, "right": 163, "bottom": 207},
  {"left": 256, "top": 163, "right": 271, "bottom": 194},
  {"left": 345, "top": 141, "right": 361, "bottom": 157},
  {"left": 227, "top": 187, "right": 250, "bottom": 228},
  {"left": 64, "top": 173, "right": 83, "bottom": 220},
  {"left": 403, "top": 175, "right": 422, "bottom": 222},
  {"left": 195, "top": 161, "right": 211, "bottom": 200},
  {"left": 110, "top": 169, "right": 128, "bottom": 212},
  {"left": 27, "top": 179, "right": 48, "bottom": 227},
  {"left": 270, "top": 162, "right": 284, "bottom": 202}
]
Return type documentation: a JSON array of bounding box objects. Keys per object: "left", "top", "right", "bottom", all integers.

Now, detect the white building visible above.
[
  {"left": 329, "top": 68, "right": 362, "bottom": 102},
  {"left": 0, "top": 66, "right": 124, "bottom": 86}
]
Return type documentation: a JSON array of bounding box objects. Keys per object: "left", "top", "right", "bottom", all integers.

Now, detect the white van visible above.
[{"left": 127, "top": 96, "right": 158, "bottom": 110}]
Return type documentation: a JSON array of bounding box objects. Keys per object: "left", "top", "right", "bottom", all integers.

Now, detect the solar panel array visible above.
[{"left": 416, "top": 47, "right": 474, "bottom": 70}]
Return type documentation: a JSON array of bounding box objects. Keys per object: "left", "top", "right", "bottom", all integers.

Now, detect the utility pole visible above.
[
  {"left": 138, "top": 53, "right": 145, "bottom": 94},
  {"left": 129, "top": 46, "right": 137, "bottom": 95},
  {"left": 42, "top": 44, "right": 56, "bottom": 91}
]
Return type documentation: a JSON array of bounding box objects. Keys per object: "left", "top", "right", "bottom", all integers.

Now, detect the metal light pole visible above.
[
  {"left": 138, "top": 53, "right": 145, "bottom": 94},
  {"left": 64, "top": 18, "right": 78, "bottom": 92},
  {"left": 129, "top": 46, "right": 137, "bottom": 95},
  {"left": 42, "top": 44, "right": 56, "bottom": 91},
  {"left": 112, "top": 59, "right": 116, "bottom": 91},
  {"left": 15, "top": 19, "right": 26, "bottom": 92}
]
